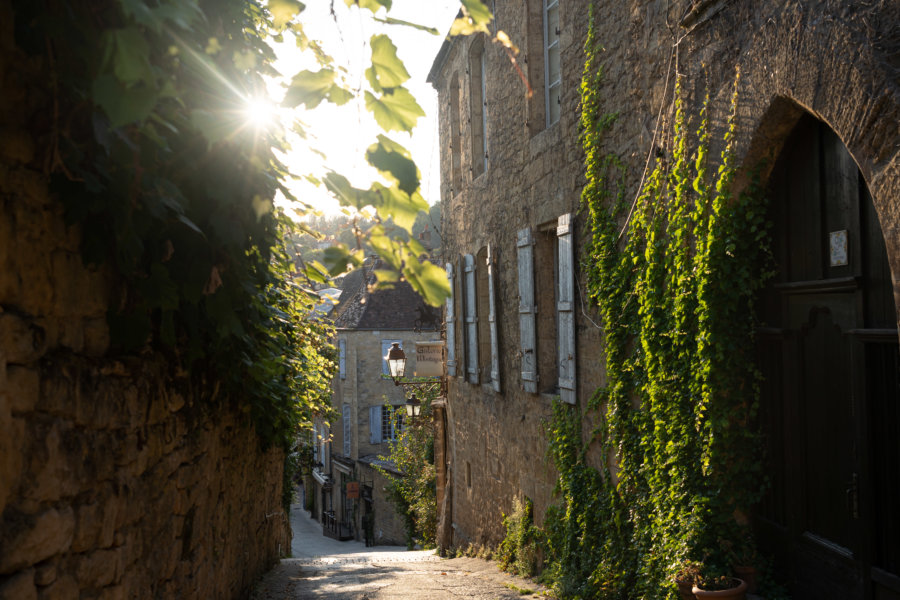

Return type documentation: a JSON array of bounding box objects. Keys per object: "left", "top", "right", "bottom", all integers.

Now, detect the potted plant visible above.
[
  {"left": 724, "top": 532, "right": 760, "bottom": 593},
  {"left": 673, "top": 560, "right": 703, "bottom": 600},
  {"left": 692, "top": 572, "right": 748, "bottom": 599}
]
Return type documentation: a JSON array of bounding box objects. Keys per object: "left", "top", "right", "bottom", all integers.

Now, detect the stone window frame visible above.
[
  {"left": 468, "top": 36, "right": 488, "bottom": 179},
  {"left": 543, "top": 0, "right": 561, "bottom": 127}
]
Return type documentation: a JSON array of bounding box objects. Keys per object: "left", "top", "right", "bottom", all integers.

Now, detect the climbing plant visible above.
[
  {"left": 541, "top": 3, "right": 772, "bottom": 598},
  {"left": 376, "top": 382, "right": 441, "bottom": 549}
]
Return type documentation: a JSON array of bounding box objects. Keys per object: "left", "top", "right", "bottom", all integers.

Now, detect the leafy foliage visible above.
[
  {"left": 497, "top": 497, "right": 544, "bottom": 578},
  {"left": 8, "top": 0, "right": 457, "bottom": 452},
  {"left": 539, "top": 4, "right": 773, "bottom": 598},
  {"left": 375, "top": 384, "right": 440, "bottom": 549}
]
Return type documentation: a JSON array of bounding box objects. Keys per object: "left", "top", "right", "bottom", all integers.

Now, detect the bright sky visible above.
[{"left": 263, "top": 0, "right": 461, "bottom": 218}]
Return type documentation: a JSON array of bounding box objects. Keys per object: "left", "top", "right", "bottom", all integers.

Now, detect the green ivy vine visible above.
[{"left": 539, "top": 4, "right": 773, "bottom": 597}]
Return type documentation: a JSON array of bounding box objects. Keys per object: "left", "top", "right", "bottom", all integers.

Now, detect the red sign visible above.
[{"left": 346, "top": 482, "right": 360, "bottom": 499}]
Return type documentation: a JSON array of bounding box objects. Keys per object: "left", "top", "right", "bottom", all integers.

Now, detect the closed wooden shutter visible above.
[
  {"left": 517, "top": 228, "right": 537, "bottom": 393},
  {"left": 557, "top": 213, "right": 576, "bottom": 404},
  {"left": 445, "top": 262, "right": 457, "bottom": 377},
  {"left": 464, "top": 253, "right": 480, "bottom": 384},
  {"left": 338, "top": 339, "right": 346, "bottom": 379},
  {"left": 342, "top": 404, "right": 351, "bottom": 456},
  {"left": 369, "top": 405, "right": 382, "bottom": 444},
  {"left": 487, "top": 245, "right": 501, "bottom": 392}
]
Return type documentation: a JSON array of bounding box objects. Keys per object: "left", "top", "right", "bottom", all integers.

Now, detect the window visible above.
[
  {"left": 338, "top": 338, "right": 346, "bottom": 379},
  {"left": 469, "top": 37, "right": 488, "bottom": 178},
  {"left": 449, "top": 74, "right": 462, "bottom": 194},
  {"left": 368, "top": 405, "right": 403, "bottom": 443},
  {"left": 475, "top": 246, "right": 501, "bottom": 391},
  {"left": 381, "top": 339, "right": 403, "bottom": 376},
  {"left": 534, "top": 225, "right": 559, "bottom": 393},
  {"left": 382, "top": 406, "right": 404, "bottom": 441},
  {"left": 543, "top": 0, "right": 561, "bottom": 126},
  {"left": 517, "top": 214, "right": 576, "bottom": 402}
]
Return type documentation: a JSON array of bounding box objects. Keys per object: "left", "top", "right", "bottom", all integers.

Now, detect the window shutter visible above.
[
  {"left": 445, "top": 262, "right": 457, "bottom": 377},
  {"left": 342, "top": 404, "right": 351, "bottom": 456},
  {"left": 338, "top": 339, "right": 346, "bottom": 379},
  {"left": 369, "top": 405, "right": 382, "bottom": 444},
  {"left": 463, "top": 253, "right": 480, "bottom": 384},
  {"left": 517, "top": 228, "right": 537, "bottom": 393},
  {"left": 487, "top": 245, "right": 500, "bottom": 392},
  {"left": 557, "top": 213, "right": 576, "bottom": 404}
]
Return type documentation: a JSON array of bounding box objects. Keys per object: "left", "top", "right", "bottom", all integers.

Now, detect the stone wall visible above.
[
  {"left": 0, "top": 4, "right": 289, "bottom": 598},
  {"left": 432, "top": 0, "right": 900, "bottom": 548}
]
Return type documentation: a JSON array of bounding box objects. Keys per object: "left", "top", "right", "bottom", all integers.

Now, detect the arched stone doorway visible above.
[{"left": 757, "top": 113, "right": 900, "bottom": 599}]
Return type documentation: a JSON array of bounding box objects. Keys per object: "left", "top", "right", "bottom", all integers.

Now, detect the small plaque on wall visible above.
[{"left": 829, "top": 230, "right": 848, "bottom": 267}]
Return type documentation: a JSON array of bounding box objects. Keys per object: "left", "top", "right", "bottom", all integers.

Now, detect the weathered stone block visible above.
[
  {"left": 0, "top": 507, "right": 74, "bottom": 574},
  {"left": 36, "top": 575, "right": 77, "bottom": 600},
  {"left": 74, "top": 548, "right": 119, "bottom": 588},
  {"left": 0, "top": 314, "right": 46, "bottom": 365},
  {"left": 6, "top": 365, "right": 38, "bottom": 414},
  {"left": 0, "top": 568, "right": 36, "bottom": 600},
  {"left": 33, "top": 561, "right": 56, "bottom": 587}
]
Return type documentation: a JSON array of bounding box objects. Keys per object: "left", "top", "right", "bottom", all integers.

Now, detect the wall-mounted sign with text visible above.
[{"left": 414, "top": 341, "right": 445, "bottom": 377}]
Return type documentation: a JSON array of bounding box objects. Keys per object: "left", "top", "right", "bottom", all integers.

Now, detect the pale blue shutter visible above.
[
  {"left": 369, "top": 405, "right": 382, "bottom": 443},
  {"left": 342, "top": 404, "right": 351, "bottom": 456},
  {"left": 487, "top": 245, "right": 500, "bottom": 392},
  {"left": 463, "top": 253, "right": 479, "bottom": 384},
  {"left": 557, "top": 213, "right": 576, "bottom": 404},
  {"left": 445, "top": 263, "right": 457, "bottom": 377},
  {"left": 517, "top": 228, "right": 537, "bottom": 393},
  {"left": 338, "top": 339, "right": 346, "bottom": 379}
]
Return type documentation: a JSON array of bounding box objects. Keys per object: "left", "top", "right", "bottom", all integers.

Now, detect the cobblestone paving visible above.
[{"left": 251, "top": 498, "right": 548, "bottom": 599}]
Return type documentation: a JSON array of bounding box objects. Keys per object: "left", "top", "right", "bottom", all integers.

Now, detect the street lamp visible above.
[
  {"left": 405, "top": 393, "right": 421, "bottom": 419},
  {"left": 385, "top": 342, "right": 407, "bottom": 385}
]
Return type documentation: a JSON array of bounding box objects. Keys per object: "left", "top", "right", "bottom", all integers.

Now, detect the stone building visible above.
[
  {"left": 0, "top": 3, "right": 288, "bottom": 597},
  {"left": 310, "top": 257, "right": 442, "bottom": 546},
  {"left": 428, "top": 1, "right": 900, "bottom": 598}
]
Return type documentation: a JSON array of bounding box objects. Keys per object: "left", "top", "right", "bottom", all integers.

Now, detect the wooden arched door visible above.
[{"left": 756, "top": 115, "right": 900, "bottom": 599}]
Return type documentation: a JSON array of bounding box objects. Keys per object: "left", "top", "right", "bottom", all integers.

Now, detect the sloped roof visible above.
[{"left": 331, "top": 257, "right": 441, "bottom": 331}]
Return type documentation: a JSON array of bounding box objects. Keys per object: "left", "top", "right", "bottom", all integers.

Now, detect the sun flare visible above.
[{"left": 243, "top": 97, "right": 276, "bottom": 129}]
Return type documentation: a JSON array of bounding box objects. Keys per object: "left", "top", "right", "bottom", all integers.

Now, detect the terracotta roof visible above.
[{"left": 331, "top": 258, "right": 441, "bottom": 331}]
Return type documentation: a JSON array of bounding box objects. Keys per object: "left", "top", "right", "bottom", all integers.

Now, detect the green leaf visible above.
[
  {"left": 322, "top": 245, "right": 360, "bottom": 276},
  {"left": 103, "top": 27, "right": 155, "bottom": 86},
  {"left": 404, "top": 257, "right": 451, "bottom": 307},
  {"left": 449, "top": 0, "right": 492, "bottom": 35},
  {"left": 372, "top": 183, "right": 427, "bottom": 232},
  {"left": 190, "top": 109, "right": 233, "bottom": 145},
  {"left": 374, "top": 269, "right": 400, "bottom": 283},
  {"left": 344, "top": 0, "right": 391, "bottom": 14},
  {"left": 323, "top": 172, "right": 376, "bottom": 209},
  {"left": 364, "top": 87, "right": 424, "bottom": 133},
  {"left": 303, "top": 260, "right": 329, "bottom": 284},
  {"left": 92, "top": 75, "right": 158, "bottom": 127},
  {"left": 283, "top": 68, "right": 350, "bottom": 108},
  {"left": 367, "top": 34, "right": 410, "bottom": 90},
  {"left": 365, "top": 135, "right": 420, "bottom": 194},
  {"left": 269, "top": 0, "right": 305, "bottom": 29}
]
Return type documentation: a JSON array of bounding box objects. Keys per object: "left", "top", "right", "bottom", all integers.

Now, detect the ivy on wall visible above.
[{"left": 535, "top": 4, "right": 773, "bottom": 597}]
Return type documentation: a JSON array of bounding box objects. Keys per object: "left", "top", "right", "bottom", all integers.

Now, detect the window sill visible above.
[{"left": 529, "top": 121, "right": 561, "bottom": 156}]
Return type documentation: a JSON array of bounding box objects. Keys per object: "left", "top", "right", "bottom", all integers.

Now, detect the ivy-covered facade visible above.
[{"left": 429, "top": 1, "right": 900, "bottom": 598}]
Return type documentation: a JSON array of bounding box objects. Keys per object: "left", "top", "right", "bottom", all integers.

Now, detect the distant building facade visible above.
[{"left": 309, "top": 257, "right": 442, "bottom": 545}]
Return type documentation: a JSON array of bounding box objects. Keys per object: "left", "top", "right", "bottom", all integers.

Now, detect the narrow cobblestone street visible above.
[{"left": 250, "top": 498, "right": 548, "bottom": 599}]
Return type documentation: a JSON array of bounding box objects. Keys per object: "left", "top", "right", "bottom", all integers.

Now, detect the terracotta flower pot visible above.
[
  {"left": 676, "top": 579, "right": 697, "bottom": 600},
  {"left": 692, "top": 577, "right": 748, "bottom": 599},
  {"left": 732, "top": 566, "right": 757, "bottom": 594}
]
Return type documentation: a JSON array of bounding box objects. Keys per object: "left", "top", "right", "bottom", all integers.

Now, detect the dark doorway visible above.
[{"left": 757, "top": 114, "right": 900, "bottom": 599}]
